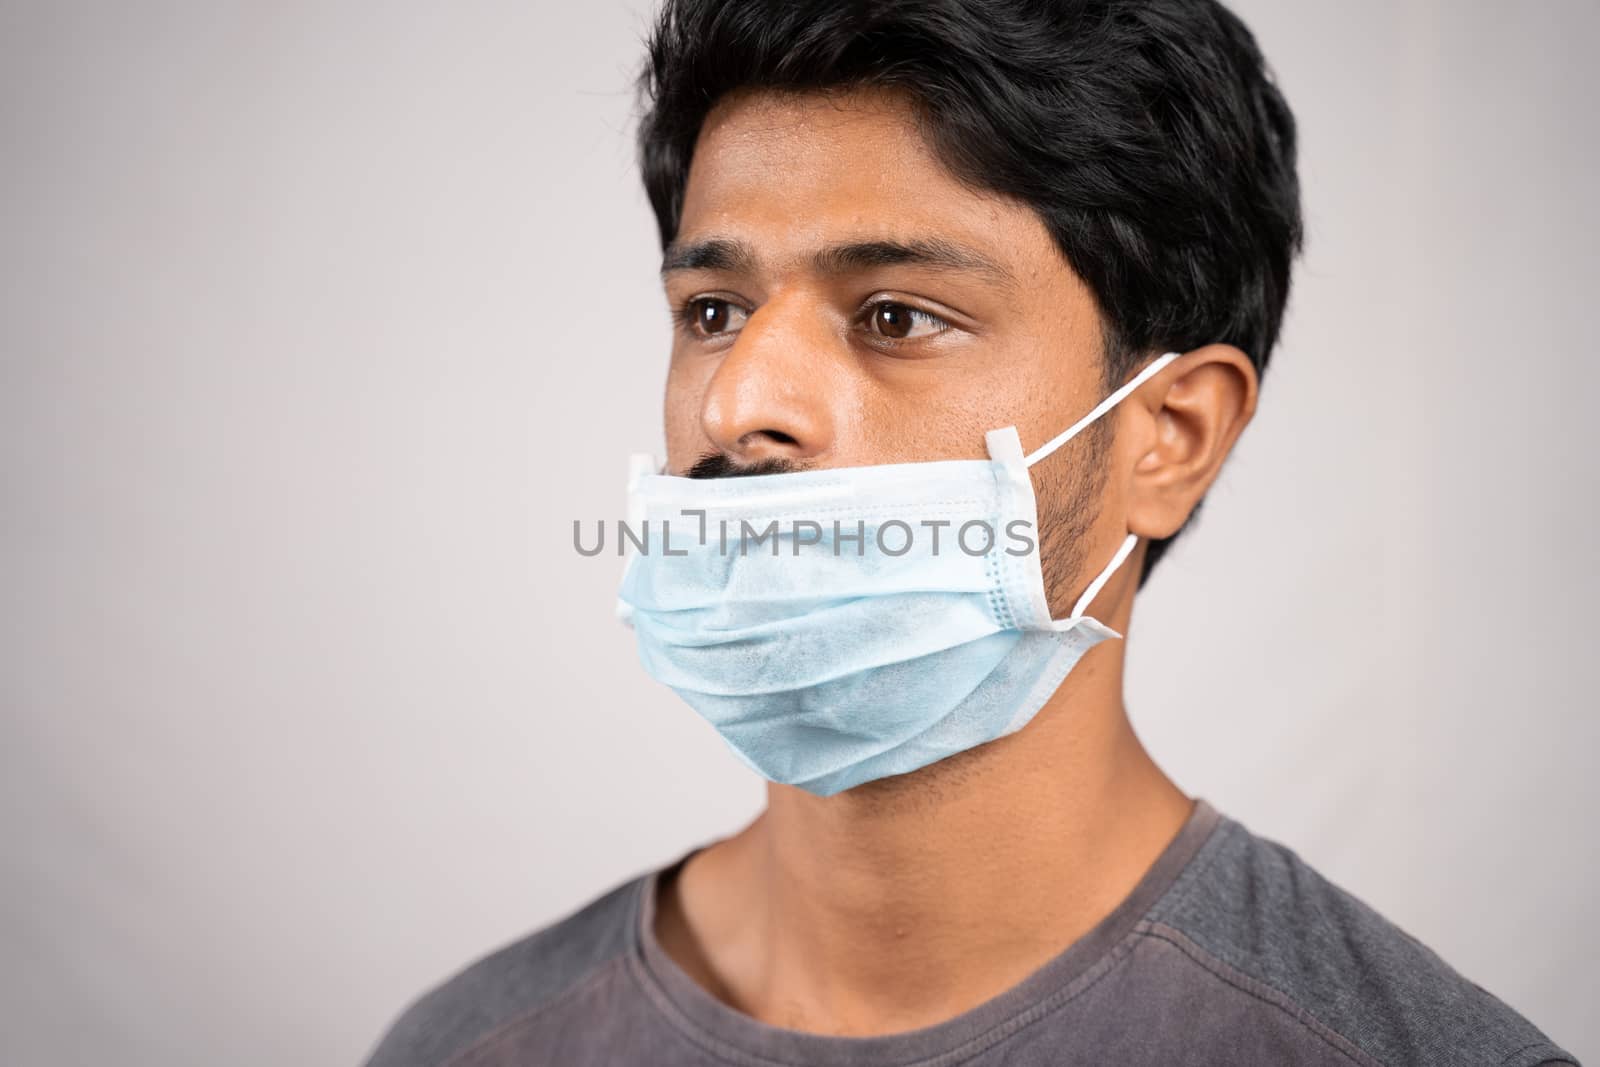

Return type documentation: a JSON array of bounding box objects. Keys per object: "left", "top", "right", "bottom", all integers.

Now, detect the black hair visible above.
[{"left": 635, "top": 0, "right": 1303, "bottom": 583}]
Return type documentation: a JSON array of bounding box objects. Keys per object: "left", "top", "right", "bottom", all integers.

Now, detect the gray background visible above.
[{"left": 3, "top": 2, "right": 1595, "bottom": 1064}]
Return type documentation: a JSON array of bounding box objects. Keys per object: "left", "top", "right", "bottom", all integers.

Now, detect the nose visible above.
[{"left": 698, "top": 292, "right": 842, "bottom": 467}]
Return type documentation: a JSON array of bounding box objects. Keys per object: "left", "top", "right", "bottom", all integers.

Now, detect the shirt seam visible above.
[
  {"left": 1137, "top": 926, "right": 1579, "bottom": 1067},
  {"left": 626, "top": 925, "right": 1152, "bottom": 1067},
  {"left": 440, "top": 953, "right": 632, "bottom": 1067},
  {"left": 1137, "top": 921, "right": 1386, "bottom": 1067},
  {"left": 1149, "top": 814, "right": 1233, "bottom": 923},
  {"left": 1496, "top": 1040, "right": 1578, "bottom": 1067},
  {"left": 624, "top": 811, "right": 1232, "bottom": 1067}
]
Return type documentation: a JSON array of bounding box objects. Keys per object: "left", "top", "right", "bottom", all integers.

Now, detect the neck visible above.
[{"left": 654, "top": 637, "right": 1193, "bottom": 1037}]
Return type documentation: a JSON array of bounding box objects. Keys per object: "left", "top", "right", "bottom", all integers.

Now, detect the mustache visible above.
[{"left": 685, "top": 452, "right": 806, "bottom": 479}]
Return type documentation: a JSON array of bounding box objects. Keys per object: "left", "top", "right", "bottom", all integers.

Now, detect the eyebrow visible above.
[{"left": 660, "top": 236, "right": 1015, "bottom": 287}]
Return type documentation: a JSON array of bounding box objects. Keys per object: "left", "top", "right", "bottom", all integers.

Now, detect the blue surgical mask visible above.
[{"left": 616, "top": 351, "right": 1178, "bottom": 796}]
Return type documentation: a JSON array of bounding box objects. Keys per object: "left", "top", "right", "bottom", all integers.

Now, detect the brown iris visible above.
[
  {"left": 872, "top": 302, "right": 916, "bottom": 339},
  {"left": 696, "top": 299, "right": 733, "bottom": 334}
]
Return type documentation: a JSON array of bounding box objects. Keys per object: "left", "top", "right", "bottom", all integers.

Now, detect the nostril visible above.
[{"left": 742, "top": 429, "right": 799, "bottom": 448}]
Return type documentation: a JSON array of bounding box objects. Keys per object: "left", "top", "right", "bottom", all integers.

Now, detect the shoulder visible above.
[
  {"left": 362, "top": 874, "right": 645, "bottom": 1067},
  {"left": 1144, "top": 811, "right": 1578, "bottom": 1067}
]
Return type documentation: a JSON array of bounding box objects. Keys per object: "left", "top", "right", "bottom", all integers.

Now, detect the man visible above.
[{"left": 367, "top": 0, "right": 1578, "bottom": 1064}]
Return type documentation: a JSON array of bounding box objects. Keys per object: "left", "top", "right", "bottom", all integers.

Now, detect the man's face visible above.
[{"left": 660, "top": 87, "right": 1134, "bottom": 614}]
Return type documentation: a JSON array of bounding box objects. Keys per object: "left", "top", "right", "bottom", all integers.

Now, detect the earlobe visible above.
[{"left": 1125, "top": 345, "right": 1258, "bottom": 541}]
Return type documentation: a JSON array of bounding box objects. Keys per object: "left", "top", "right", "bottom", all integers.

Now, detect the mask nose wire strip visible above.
[{"left": 1022, "top": 351, "right": 1180, "bottom": 468}]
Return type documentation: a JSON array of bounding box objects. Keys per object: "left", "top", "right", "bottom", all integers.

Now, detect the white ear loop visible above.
[
  {"left": 1023, "top": 350, "right": 1180, "bottom": 468},
  {"left": 1024, "top": 351, "right": 1180, "bottom": 627},
  {"left": 1060, "top": 532, "right": 1139, "bottom": 625}
]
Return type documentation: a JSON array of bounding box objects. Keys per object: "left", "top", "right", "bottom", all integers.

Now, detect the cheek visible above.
[
  {"left": 662, "top": 354, "right": 708, "bottom": 467},
  {"left": 923, "top": 349, "right": 1069, "bottom": 457}
]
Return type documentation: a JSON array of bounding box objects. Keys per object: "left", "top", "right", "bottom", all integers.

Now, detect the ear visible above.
[{"left": 1125, "top": 344, "right": 1258, "bottom": 540}]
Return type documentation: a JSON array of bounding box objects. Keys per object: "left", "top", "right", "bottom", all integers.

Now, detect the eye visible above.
[
  {"left": 865, "top": 301, "right": 951, "bottom": 341},
  {"left": 679, "top": 297, "right": 749, "bottom": 338}
]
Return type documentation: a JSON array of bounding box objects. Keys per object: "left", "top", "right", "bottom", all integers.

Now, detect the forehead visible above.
[{"left": 677, "top": 87, "right": 1058, "bottom": 271}]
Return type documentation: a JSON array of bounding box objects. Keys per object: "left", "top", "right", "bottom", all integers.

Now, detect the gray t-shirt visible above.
[{"left": 364, "top": 799, "right": 1578, "bottom": 1066}]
